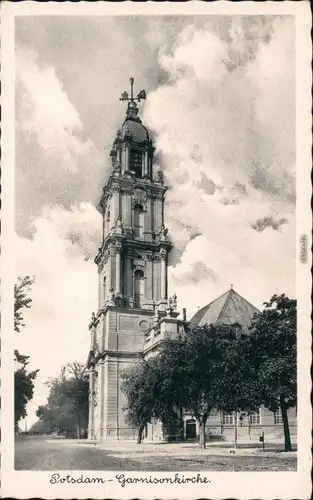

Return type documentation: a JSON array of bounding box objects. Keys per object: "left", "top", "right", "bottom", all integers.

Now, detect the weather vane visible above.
[{"left": 119, "top": 78, "right": 146, "bottom": 104}]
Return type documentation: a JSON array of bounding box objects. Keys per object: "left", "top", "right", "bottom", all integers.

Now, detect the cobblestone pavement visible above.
[{"left": 15, "top": 436, "right": 297, "bottom": 471}]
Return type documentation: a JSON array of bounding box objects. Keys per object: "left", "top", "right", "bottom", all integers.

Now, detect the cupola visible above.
[{"left": 109, "top": 78, "right": 154, "bottom": 180}]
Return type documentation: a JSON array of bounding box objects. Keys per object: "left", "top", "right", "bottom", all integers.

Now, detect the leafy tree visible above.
[
  {"left": 214, "top": 327, "right": 260, "bottom": 447},
  {"left": 122, "top": 326, "right": 260, "bottom": 449},
  {"left": 158, "top": 326, "right": 253, "bottom": 449},
  {"left": 121, "top": 356, "right": 177, "bottom": 443},
  {"left": 14, "top": 276, "right": 35, "bottom": 333},
  {"left": 14, "top": 353, "right": 38, "bottom": 431},
  {"left": 36, "top": 362, "right": 89, "bottom": 438},
  {"left": 121, "top": 296, "right": 296, "bottom": 451},
  {"left": 249, "top": 294, "right": 297, "bottom": 452},
  {"left": 14, "top": 276, "right": 38, "bottom": 432}
]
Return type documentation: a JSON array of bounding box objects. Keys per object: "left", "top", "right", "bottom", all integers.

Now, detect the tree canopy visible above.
[
  {"left": 158, "top": 326, "right": 259, "bottom": 448},
  {"left": 14, "top": 276, "right": 38, "bottom": 432},
  {"left": 34, "top": 362, "right": 89, "bottom": 438},
  {"left": 121, "top": 294, "right": 297, "bottom": 451},
  {"left": 15, "top": 353, "right": 38, "bottom": 430},
  {"left": 122, "top": 326, "right": 255, "bottom": 448},
  {"left": 14, "top": 276, "right": 35, "bottom": 333},
  {"left": 121, "top": 356, "right": 178, "bottom": 443},
  {"left": 249, "top": 294, "right": 297, "bottom": 451}
]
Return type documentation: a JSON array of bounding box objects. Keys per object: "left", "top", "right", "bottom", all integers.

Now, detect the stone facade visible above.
[
  {"left": 87, "top": 84, "right": 296, "bottom": 443},
  {"left": 144, "top": 407, "right": 297, "bottom": 443}
]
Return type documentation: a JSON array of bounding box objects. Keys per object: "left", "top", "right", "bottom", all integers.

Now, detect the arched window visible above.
[
  {"left": 133, "top": 203, "right": 144, "bottom": 238},
  {"left": 134, "top": 269, "right": 144, "bottom": 308}
]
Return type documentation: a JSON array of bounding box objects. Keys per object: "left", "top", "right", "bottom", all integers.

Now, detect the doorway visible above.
[{"left": 185, "top": 418, "right": 197, "bottom": 439}]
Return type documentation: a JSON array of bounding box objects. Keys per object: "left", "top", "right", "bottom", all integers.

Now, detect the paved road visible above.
[
  {"left": 15, "top": 436, "right": 297, "bottom": 471},
  {"left": 15, "top": 436, "right": 139, "bottom": 471}
]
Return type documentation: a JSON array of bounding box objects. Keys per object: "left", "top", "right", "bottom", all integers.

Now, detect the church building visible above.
[{"left": 86, "top": 80, "right": 296, "bottom": 443}]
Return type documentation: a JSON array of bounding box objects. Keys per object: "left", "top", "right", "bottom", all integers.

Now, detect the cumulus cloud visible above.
[
  {"left": 251, "top": 216, "right": 288, "bottom": 232},
  {"left": 16, "top": 47, "right": 86, "bottom": 157},
  {"left": 144, "top": 15, "right": 295, "bottom": 285},
  {"left": 15, "top": 204, "right": 100, "bottom": 422},
  {"left": 173, "top": 261, "right": 217, "bottom": 286},
  {"left": 15, "top": 47, "right": 105, "bottom": 237}
]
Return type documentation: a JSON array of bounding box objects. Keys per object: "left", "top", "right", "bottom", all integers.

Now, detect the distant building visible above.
[{"left": 87, "top": 81, "right": 296, "bottom": 443}]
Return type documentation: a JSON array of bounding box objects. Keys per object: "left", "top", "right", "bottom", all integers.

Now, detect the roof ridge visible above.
[
  {"left": 229, "top": 288, "right": 261, "bottom": 313},
  {"left": 215, "top": 289, "right": 232, "bottom": 324},
  {"left": 206, "top": 289, "right": 230, "bottom": 309},
  {"left": 191, "top": 290, "right": 230, "bottom": 321}
]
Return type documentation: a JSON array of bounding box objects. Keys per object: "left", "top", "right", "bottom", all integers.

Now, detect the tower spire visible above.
[
  {"left": 129, "top": 77, "right": 134, "bottom": 101},
  {"left": 119, "top": 77, "right": 146, "bottom": 119}
]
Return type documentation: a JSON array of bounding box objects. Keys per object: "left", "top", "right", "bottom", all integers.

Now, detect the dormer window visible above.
[{"left": 130, "top": 149, "right": 142, "bottom": 178}]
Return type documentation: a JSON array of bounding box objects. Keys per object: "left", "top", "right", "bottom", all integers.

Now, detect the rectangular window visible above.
[
  {"left": 222, "top": 413, "right": 234, "bottom": 425},
  {"left": 274, "top": 408, "right": 283, "bottom": 424},
  {"left": 249, "top": 409, "right": 261, "bottom": 425}
]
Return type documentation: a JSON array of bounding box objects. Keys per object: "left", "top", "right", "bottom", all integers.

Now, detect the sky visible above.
[{"left": 14, "top": 15, "right": 295, "bottom": 427}]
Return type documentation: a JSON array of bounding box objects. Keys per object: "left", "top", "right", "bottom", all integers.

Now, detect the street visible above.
[
  {"left": 15, "top": 436, "right": 139, "bottom": 471},
  {"left": 15, "top": 436, "right": 297, "bottom": 471}
]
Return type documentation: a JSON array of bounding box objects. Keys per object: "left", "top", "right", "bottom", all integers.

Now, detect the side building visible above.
[{"left": 145, "top": 288, "right": 297, "bottom": 442}]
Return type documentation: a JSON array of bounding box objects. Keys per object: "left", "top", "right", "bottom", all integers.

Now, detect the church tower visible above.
[{"left": 87, "top": 79, "right": 173, "bottom": 440}]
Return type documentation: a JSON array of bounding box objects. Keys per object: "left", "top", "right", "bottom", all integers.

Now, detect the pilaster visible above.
[
  {"left": 122, "top": 190, "right": 132, "bottom": 233},
  {"left": 160, "top": 247, "right": 168, "bottom": 300},
  {"left": 115, "top": 243, "right": 122, "bottom": 295},
  {"left": 111, "top": 186, "right": 120, "bottom": 223},
  {"left": 98, "top": 360, "right": 106, "bottom": 440},
  {"left": 144, "top": 197, "right": 152, "bottom": 242},
  {"left": 88, "top": 366, "right": 96, "bottom": 439},
  {"left": 106, "top": 247, "right": 113, "bottom": 292}
]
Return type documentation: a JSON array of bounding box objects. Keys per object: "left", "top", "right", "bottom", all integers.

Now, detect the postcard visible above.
[{"left": 1, "top": 1, "right": 311, "bottom": 498}]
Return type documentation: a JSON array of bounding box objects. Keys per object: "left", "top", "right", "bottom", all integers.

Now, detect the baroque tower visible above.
[{"left": 87, "top": 79, "right": 177, "bottom": 440}]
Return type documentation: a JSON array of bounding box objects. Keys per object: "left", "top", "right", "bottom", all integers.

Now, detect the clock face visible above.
[{"left": 139, "top": 320, "right": 150, "bottom": 333}]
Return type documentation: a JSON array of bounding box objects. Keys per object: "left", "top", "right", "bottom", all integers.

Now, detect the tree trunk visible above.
[
  {"left": 180, "top": 405, "right": 184, "bottom": 441},
  {"left": 198, "top": 415, "right": 208, "bottom": 449},
  {"left": 234, "top": 411, "right": 238, "bottom": 449},
  {"left": 281, "top": 401, "right": 292, "bottom": 452},
  {"left": 137, "top": 424, "right": 145, "bottom": 444}
]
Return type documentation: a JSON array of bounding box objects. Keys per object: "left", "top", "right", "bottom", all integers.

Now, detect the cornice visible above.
[
  {"left": 98, "top": 175, "right": 168, "bottom": 212},
  {"left": 97, "top": 350, "right": 144, "bottom": 361}
]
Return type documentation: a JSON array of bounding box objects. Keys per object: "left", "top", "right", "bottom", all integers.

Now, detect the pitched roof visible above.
[{"left": 189, "top": 288, "right": 260, "bottom": 334}]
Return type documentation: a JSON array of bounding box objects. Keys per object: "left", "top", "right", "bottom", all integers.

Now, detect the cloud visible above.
[
  {"left": 144, "top": 16, "right": 295, "bottom": 266},
  {"left": 15, "top": 46, "right": 105, "bottom": 238},
  {"left": 173, "top": 261, "right": 217, "bottom": 286},
  {"left": 16, "top": 46, "right": 92, "bottom": 165},
  {"left": 15, "top": 204, "right": 100, "bottom": 425},
  {"left": 251, "top": 216, "right": 288, "bottom": 232}
]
